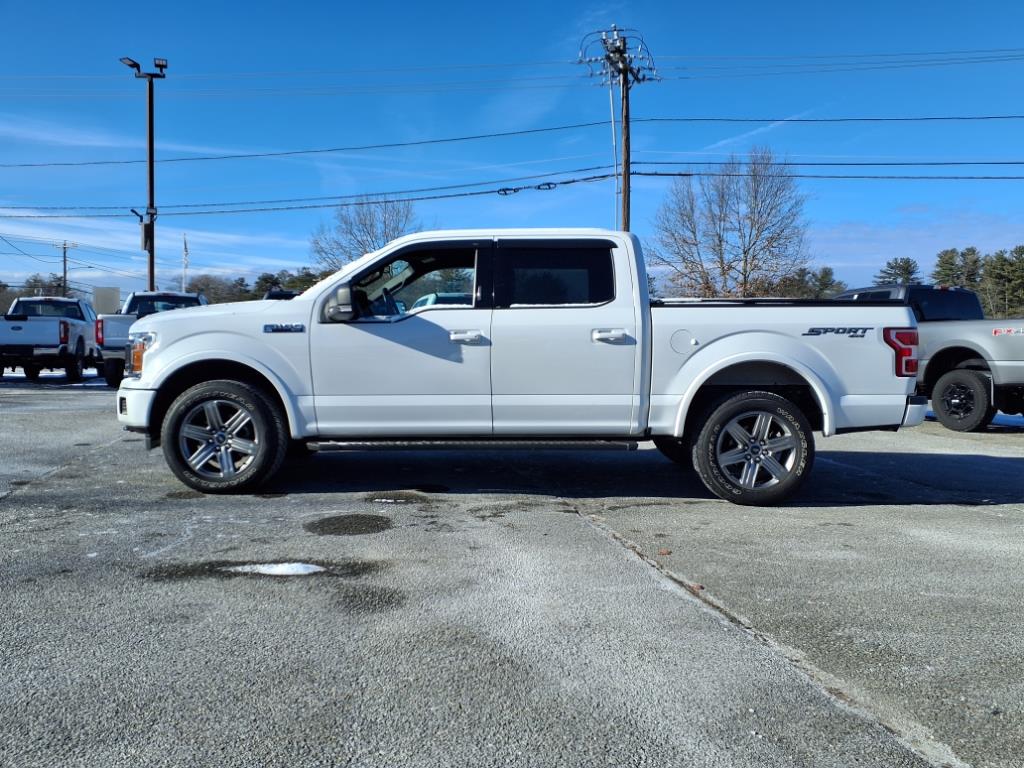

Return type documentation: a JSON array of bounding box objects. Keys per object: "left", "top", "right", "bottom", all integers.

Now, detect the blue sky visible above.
[{"left": 2, "top": 0, "right": 1024, "bottom": 295}]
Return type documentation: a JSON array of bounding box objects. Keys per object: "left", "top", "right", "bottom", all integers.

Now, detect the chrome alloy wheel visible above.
[
  {"left": 715, "top": 410, "right": 799, "bottom": 490},
  {"left": 177, "top": 399, "right": 260, "bottom": 479}
]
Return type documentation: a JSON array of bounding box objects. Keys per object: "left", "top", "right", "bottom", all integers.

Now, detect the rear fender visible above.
[{"left": 666, "top": 334, "right": 838, "bottom": 437}]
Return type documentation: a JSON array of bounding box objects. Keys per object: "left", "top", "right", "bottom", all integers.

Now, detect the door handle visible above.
[
  {"left": 591, "top": 328, "right": 627, "bottom": 343},
  {"left": 449, "top": 329, "right": 483, "bottom": 344}
]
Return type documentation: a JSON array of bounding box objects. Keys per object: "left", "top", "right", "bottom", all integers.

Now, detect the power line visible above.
[
  {"left": 633, "top": 170, "right": 1024, "bottom": 180},
  {"left": 7, "top": 112, "right": 1024, "bottom": 171},
  {"left": 0, "top": 121, "right": 611, "bottom": 168},
  {"left": 6, "top": 168, "right": 1024, "bottom": 221},
  {"left": 11, "top": 155, "right": 1024, "bottom": 214},
  {"left": 0, "top": 165, "right": 617, "bottom": 210}
]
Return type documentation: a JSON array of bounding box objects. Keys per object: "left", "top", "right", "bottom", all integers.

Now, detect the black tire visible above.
[
  {"left": 23, "top": 365, "right": 41, "bottom": 382},
  {"left": 161, "top": 379, "right": 288, "bottom": 493},
  {"left": 692, "top": 391, "right": 815, "bottom": 506},
  {"left": 103, "top": 359, "right": 124, "bottom": 389},
  {"left": 932, "top": 369, "right": 993, "bottom": 432},
  {"left": 65, "top": 342, "right": 84, "bottom": 382},
  {"left": 653, "top": 435, "right": 692, "bottom": 466},
  {"left": 286, "top": 439, "right": 315, "bottom": 462}
]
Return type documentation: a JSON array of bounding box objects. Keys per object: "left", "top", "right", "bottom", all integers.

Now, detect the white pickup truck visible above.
[
  {"left": 96, "top": 291, "right": 207, "bottom": 387},
  {"left": 116, "top": 229, "right": 926, "bottom": 505},
  {"left": 0, "top": 296, "right": 100, "bottom": 382}
]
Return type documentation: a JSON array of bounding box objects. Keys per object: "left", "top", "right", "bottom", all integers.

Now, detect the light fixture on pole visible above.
[{"left": 121, "top": 56, "right": 167, "bottom": 291}]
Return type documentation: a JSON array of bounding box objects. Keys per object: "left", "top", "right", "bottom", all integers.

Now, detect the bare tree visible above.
[
  {"left": 647, "top": 147, "right": 808, "bottom": 297},
  {"left": 311, "top": 197, "right": 419, "bottom": 272}
]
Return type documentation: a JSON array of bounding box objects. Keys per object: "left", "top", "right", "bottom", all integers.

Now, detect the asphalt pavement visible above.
[{"left": 1, "top": 375, "right": 1020, "bottom": 767}]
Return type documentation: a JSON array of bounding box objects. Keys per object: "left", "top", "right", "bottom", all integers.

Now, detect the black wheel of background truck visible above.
[
  {"left": 161, "top": 379, "right": 288, "bottom": 493},
  {"left": 23, "top": 365, "right": 41, "bottom": 382},
  {"left": 653, "top": 436, "right": 693, "bottom": 467},
  {"left": 692, "top": 391, "right": 815, "bottom": 506},
  {"left": 103, "top": 359, "right": 124, "bottom": 388},
  {"left": 932, "top": 369, "right": 993, "bottom": 432},
  {"left": 65, "top": 342, "right": 84, "bottom": 382}
]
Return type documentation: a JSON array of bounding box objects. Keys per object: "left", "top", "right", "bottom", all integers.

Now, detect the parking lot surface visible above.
[{"left": 1, "top": 375, "right": 1020, "bottom": 767}]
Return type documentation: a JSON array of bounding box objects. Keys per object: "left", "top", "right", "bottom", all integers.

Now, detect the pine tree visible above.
[
  {"left": 932, "top": 247, "right": 984, "bottom": 288},
  {"left": 874, "top": 257, "right": 921, "bottom": 285},
  {"left": 931, "top": 249, "right": 960, "bottom": 285}
]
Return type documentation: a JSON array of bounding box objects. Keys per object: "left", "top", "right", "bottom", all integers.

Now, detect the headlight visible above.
[{"left": 126, "top": 331, "right": 157, "bottom": 377}]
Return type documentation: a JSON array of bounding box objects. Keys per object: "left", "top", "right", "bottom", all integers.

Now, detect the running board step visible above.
[{"left": 307, "top": 439, "right": 640, "bottom": 452}]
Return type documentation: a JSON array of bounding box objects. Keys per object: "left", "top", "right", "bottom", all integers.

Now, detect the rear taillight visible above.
[
  {"left": 59, "top": 320, "right": 69, "bottom": 345},
  {"left": 95, "top": 318, "right": 104, "bottom": 346},
  {"left": 883, "top": 327, "right": 919, "bottom": 377}
]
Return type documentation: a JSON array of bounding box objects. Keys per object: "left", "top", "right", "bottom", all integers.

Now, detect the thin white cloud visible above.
[{"left": 701, "top": 109, "right": 816, "bottom": 152}]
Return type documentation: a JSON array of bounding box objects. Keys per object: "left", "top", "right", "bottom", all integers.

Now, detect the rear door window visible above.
[{"left": 494, "top": 245, "right": 614, "bottom": 308}]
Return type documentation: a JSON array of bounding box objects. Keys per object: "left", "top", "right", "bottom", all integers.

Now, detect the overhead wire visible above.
[{"left": 4, "top": 113, "right": 1024, "bottom": 170}]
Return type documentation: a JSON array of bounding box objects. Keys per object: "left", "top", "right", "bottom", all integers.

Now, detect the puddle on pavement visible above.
[
  {"left": 144, "top": 558, "right": 383, "bottom": 581},
  {"left": 257, "top": 492, "right": 288, "bottom": 499},
  {"left": 305, "top": 514, "right": 393, "bottom": 536},
  {"left": 363, "top": 490, "right": 430, "bottom": 504}
]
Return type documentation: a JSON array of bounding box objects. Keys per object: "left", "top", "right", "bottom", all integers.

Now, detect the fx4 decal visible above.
[
  {"left": 993, "top": 327, "right": 1024, "bottom": 336},
  {"left": 802, "top": 326, "right": 873, "bottom": 338}
]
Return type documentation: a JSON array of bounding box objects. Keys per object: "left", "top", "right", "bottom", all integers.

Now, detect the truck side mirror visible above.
[{"left": 325, "top": 284, "right": 356, "bottom": 322}]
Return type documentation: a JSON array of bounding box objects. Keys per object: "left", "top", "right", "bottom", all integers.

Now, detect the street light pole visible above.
[{"left": 121, "top": 56, "right": 167, "bottom": 291}]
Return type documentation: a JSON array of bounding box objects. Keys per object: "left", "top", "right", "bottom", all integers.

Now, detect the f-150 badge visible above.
[
  {"left": 263, "top": 323, "right": 305, "bottom": 333},
  {"left": 802, "top": 327, "right": 873, "bottom": 338}
]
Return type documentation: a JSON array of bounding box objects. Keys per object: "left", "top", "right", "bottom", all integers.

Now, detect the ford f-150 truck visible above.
[
  {"left": 96, "top": 291, "right": 207, "bottom": 387},
  {"left": 116, "top": 229, "right": 926, "bottom": 505},
  {"left": 835, "top": 284, "right": 1024, "bottom": 431},
  {"left": 0, "top": 296, "right": 100, "bottom": 382}
]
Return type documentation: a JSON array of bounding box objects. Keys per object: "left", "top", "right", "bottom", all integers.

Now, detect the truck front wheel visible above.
[
  {"left": 692, "top": 391, "right": 815, "bottom": 506},
  {"left": 161, "top": 380, "right": 288, "bottom": 493},
  {"left": 932, "top": 369, "right": 993, "bottom": 432}
]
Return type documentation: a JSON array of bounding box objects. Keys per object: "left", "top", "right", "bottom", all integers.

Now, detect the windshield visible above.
[{"left": 128, "top": 295, "right": 202, "bottom": 317}]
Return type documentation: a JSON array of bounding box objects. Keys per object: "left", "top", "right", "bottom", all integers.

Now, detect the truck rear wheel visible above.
[
  {"left": 692, "top": 391, "right": 814, "bottom": 506},
  {"left": 932, "top": 369, "right": 993, "bottom": 432},
  {"left": 161, "top": 380, "right": 288, "bottom": 493},
  {"left": 23, "top": 365, "right": 41, "bottom": 382},
  {"left": 65, "top": 342, "right": 84, "bottom": 382},
  {"left": 103, "top": 359, "right": 124, "bottom": 388}
]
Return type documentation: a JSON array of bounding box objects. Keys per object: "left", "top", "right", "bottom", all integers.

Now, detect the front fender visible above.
[{"left": 143, "top": 332, "right": 312, "bottom": 437}]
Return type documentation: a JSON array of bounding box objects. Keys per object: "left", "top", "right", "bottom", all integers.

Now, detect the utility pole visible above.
[
  {"left": 52, "top": 240, "right": 78, "bottom": 297},
  {"left": 182, "top": 233, "right": 189, "bottom": 291},
  {"left": 578, "top": 26, "right": 657, "bottom": 232},
  {"left": 120, "top": 56, "right": 167, "bottom": 291}
]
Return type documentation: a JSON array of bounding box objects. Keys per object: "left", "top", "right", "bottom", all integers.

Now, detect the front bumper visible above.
[
  {"left": 902, "top": 395, "right": 928, "bottom": 427},
  {"left": 116, "top": 386, "right": 157, "bottom": 433}
]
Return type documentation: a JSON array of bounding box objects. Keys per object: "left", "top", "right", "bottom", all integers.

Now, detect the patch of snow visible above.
[{"left": 219, "top": 562, "right": 326, "bottom": 576}]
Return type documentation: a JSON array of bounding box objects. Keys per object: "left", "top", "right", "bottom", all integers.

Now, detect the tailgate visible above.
[{"left": 0, "top": 317, "right": 61, "bottom": 347}]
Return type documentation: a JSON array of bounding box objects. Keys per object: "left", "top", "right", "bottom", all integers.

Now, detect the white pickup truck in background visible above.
[
  {"left": 0, "top": 296, "right": 100, "bottom": 382},
  {"left": 116, "top": 229, "right": 926, "bottom": 505},
  {"left": 96, "top": 291, "right": 208, "bottom": 387}
]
